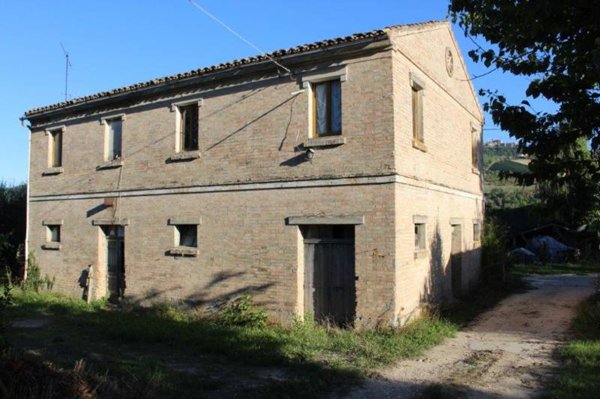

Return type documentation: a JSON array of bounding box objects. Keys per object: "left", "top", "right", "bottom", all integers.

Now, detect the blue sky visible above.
[{"left": 0, "top": 0, "right": 529, "bottom": 184}]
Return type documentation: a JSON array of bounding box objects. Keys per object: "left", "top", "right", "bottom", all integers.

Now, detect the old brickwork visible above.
[{"left": 25, "top": 21, "right": 483, "bottom": 327}]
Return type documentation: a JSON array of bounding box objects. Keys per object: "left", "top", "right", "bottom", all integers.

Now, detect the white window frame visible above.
[
  {"left": 410, "top": 73, "right": 426, "bottom": 151},
  {"left": 100, "top": 114, "right": 126, "bottom": 162},
  {"left": 171, "top": 99, "right": 203, "bottom": 154},
  {"left": 167, "top": 217, "right": 201, "bottom": 256},
  {"left": 471, "top": 122, "right": 482, "bottom": 174},
  {"left": 42, "top": 219, "right": 63, "bottom": 250},
  {"left": 473, "top": 219, "right": 482, "bottom": 244},
  {"left": 413, "top": 215, "right": 428, "bottom": 258},
  {"left": 301, "top": 66, "right": 347, "bottom": 140},
  {"left": 45, "top": 125, "right": 66, "bottom": 171}
]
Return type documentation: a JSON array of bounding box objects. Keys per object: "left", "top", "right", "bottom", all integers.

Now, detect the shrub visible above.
[
  {"left": 217, "top": 294, "right": 268, "bottom": 328},
  {"left": 22, "top": 252, "right": 54, "bottom": 293},
  {"left": 481, "top": 218, "right": 509, "bottom": 284}
]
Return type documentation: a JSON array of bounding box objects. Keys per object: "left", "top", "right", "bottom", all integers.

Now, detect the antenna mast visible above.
[{"left": 60, "top": 42, "right": 72, "bottom": 101}]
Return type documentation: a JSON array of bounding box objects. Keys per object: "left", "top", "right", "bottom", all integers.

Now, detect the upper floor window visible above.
[
  {"left": 105, "top": 117, "right": 123, "bottom": 161},
  {"left": 313, "top": 79, "right": 342, "bottom": 137},
  {"left": 410, "top": 73, "right": 426, "bottom": 151},
  {"left": 471, "top": 122, "right": 480, "bottom": 171},
  {"left": 178, "top": 103, "right": 199, "bottom": 152},
  {"left": 48, "top": 128, "right": 63, "bottom": 168}
]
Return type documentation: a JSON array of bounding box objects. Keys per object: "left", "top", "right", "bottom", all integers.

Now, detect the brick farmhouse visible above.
[{"left": 22, "top": 21, "right": 484, "bottom": 327}]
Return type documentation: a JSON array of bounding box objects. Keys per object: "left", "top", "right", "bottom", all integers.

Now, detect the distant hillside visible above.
[
  {"left": 488, "top": 159, "right": 531, "bottom": 175},
  {"left": 484, "top": 142, "right": 519, "bottom": 165},
  {"left": 483, "top": 141, "right": 539, "bottom": 232}
]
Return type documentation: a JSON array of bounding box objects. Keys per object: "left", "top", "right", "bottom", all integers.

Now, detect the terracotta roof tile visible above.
[{"left": 24, "top": 20, "right": 445, "bottom": 117}]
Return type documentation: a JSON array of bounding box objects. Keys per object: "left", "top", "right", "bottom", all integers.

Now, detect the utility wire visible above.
[{"left": 187, "top": 0, "right": 292, "bottom": 75}]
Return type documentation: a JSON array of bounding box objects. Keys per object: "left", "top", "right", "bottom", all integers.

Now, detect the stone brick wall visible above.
[
  {"left": 28, "top": 51, "right": 395, "bottom": 197},
  {"left": 390, "top": 23, "right": 484, "bottom": 324},
  {"left": 29, "top": 182, "right": 397, "bottom": 325},
  {"left": 27, "top": 22, "right": 484, "bottom": 326}
]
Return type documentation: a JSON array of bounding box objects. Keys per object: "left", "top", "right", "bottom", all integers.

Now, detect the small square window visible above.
[
  {"left": 312, "top": 79, "right": 342, "bottom": 137},
  {"left": 176, "top": 224, "right": 197, "bottom": 248},
  {"left": 473, "top": 222, "right": 481, "bottom": 243},
  {"left": 47, "top": 225, "right": 61, "bottom": 243},
  {"left": 414, "top": 223, "right": 426, "bottom": 251},
  {"left": 106, "top": 118, "right": 123, "bottom": 161},
  {"left": 49, "top": 129, "right": 63, "bottom": 167},
  {"left": 178, "top": 104, "right": 199, "bottom": 151}
]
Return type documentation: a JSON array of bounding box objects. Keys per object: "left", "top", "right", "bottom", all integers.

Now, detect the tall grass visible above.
[
  {"left": 4, "top": 290, "right": 457, "bottom": 398},
  {"left": 547, "top": 293, "right": 600, "bottom": 399}
]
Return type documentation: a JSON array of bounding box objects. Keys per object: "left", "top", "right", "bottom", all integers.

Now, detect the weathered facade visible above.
[{"left": 23, "top": 21, "right": 484, "bottom": 327}]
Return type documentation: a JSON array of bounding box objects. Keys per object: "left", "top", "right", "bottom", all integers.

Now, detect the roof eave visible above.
[{"left": 24, "top": 36, "right": 391, "bottom": 123}]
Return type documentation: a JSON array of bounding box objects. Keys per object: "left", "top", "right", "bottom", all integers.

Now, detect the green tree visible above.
[
  {"left": 449, "top": 1, "right": 600, "bottom": 223},
  {"left": 0, "top": 182, "right": 27, "bottom": 278}
]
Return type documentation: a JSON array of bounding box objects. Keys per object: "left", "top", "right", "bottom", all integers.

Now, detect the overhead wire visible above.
[{"left": 187, "top": 0, "right": 292, "bottom": 76}]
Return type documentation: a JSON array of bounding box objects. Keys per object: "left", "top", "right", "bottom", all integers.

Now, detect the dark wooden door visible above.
[
  {"left": 104, "top": 226, "right": 125, "bottom": 302},
  {"left": 303, "top": 226, "right": 356, "bottom": 326},
  {"left": 451, "top": 224, "right": 462, "bottom": 298}
]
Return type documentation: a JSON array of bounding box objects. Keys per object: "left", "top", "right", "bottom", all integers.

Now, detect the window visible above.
[
  {"left": 47, "top": 225, "right": 61, "bottom": 243},
  {"left": 312, "top": 79, "right": 342, "bottom": 137},
  {"left": 414, "top": 223, "right": 426, "bottom": 251},
  {"left": 410, "top": 74, "right": 425, "bottom": 149},
  {"left": 473, "top": 221, "right": 481, "bottom": 243},
  {"left": 105, "top": 118, "right": 122, "bottom": 161},
  {"left": 178, "top": 104, "right": 199, "bottom": 151},
  {"left": 42, "top": 220, "right": 62, "bottom": 250},
  {"left": 49, "top": 128, "right": 63, "bottom": 167},
  {"left": 176, "top": 224, "right": 197, "bottom": 248},
  {"left": 471, "top": 123, "right": 480, "bottom": 170},
  {"left": 167, "top": 218, "right": 200, "bottom": 256}
]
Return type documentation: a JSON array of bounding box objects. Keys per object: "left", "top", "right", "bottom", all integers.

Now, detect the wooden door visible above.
[
  {"left": 303, "top": 226, "right": 356, "bottom": 326},
  {"left": 104, "top": 226, "right": 125, "bottom": 302},
  {"left": 451, "top": 224, "right": 462, "bottom": 298}
]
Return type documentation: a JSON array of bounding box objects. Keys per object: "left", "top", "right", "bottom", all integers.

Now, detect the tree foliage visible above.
[
  {"left": 0, "top": 182, "right": 26, "bottom": 277},
  {"left": 449, "top": 1, "right": 600, "bottom": 223}
]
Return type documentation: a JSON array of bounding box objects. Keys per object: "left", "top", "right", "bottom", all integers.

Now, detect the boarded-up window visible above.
[
  {"left": 471, "top": 123, "right": 480, "bottom": 169},
  {"left": 412, "top": 86, "right": 424, "bottom": 144},
  {"left": 49, "top": 129, "right": 63, "bottom": 167},
  {"left": 415, "top": 223, "right": 426, "bottom": 250},
  {"left": 176, "top": 225, "right": 197, "bottom": 248},
  {"left": 106, "top": 118, "right": 122, "bottom": 160},
  {"left": 313, "top": 80, "right": 342, "bottom": 137},
  {"left": 179, "top": 104, "right": 199, "bottom": 151}
]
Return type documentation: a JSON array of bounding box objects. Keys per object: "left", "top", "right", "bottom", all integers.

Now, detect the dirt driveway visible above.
[{"left": 338, "top": 274, "right": 598, "bottom": 399}]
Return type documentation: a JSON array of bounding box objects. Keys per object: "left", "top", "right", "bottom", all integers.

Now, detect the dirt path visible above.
[{"left": 338, "top": 274, "right": 598, "bottom": 399}]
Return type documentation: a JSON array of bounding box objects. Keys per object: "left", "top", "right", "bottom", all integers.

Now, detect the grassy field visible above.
[
  {"left": 546, "top": 293, "right": 600, "bottom": 399},
  {"left": 1, "top": 290, "right": 458, "bottom": 399}
]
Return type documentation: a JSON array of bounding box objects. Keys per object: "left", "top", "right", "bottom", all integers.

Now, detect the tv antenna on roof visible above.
[{"left": 60, "top": 42, "right": 72, "bottom": 101}]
